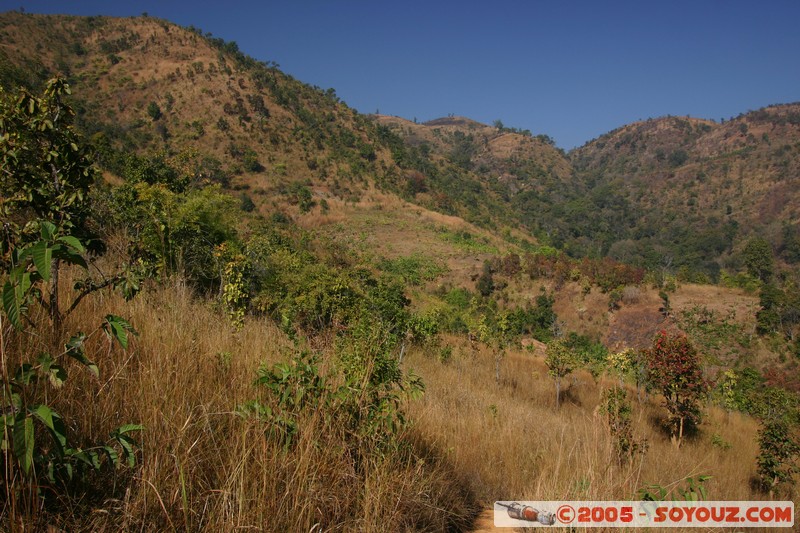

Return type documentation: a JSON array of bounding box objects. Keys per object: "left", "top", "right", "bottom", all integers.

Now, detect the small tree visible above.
[
  {"left": 743, "top": 237, "right": 774, "bottom": 283},
  {"left": 545, "top": 338, "right": 575, "bottom": 408},
  {"left": 2, "top": 78, "right": 97, "bottom": 329},
  {"left": 602, "top": 387, "right": 645, "bottom": 463},
  {"left": 476, "top": 260, "right": 495, "bottom": 297},
  {"left": 757, "top": 418, "right": 800, "bottom": 497},
  {"left": 1, "top": 78, "right": 142, "bottom": 519},
  {"left": 147, "top": 101, "right": 162, "bottom": 121},
  {"left": 644, "top": 331, "right": 709, "bottom": 447}
]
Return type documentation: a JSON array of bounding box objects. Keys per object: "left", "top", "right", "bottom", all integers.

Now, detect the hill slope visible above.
[
  {"left": 569, "top": 108, "right": 800, "bottom": 277},
  {"left": 6, "top": 11, "right": 799, "bottom": 283},
  {"left": 0, "top": 12, "right": 568, "bottom": 237}
]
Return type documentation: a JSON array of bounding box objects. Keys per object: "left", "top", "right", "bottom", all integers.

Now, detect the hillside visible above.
[
  {"left": 569, "top": 108, "right": 800, "bottom": 277},
  {"left": 1, "top": 10, "right": 798, "bottom": 380},
  {"left": 5, "top": 12, "right": 799, "bottom": 284},
  {"left": 1, "top": 10, "right": 800, "bottom": 531},
  {"left": 0, "top": 12, "right": 395, "bottom": 205},
  {"left": 0, "top": 12, "right": 570, "bottom": 247}
]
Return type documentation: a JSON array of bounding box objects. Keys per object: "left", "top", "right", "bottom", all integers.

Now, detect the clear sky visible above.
[{"left": 3, "top": 1, "right": 799, "bottom": 149}]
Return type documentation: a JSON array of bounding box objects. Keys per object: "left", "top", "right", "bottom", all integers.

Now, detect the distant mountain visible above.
[
  {"left": 0, "top": 12, "right": 568, "bottom": 241},
  {"left": 2, "top": 11, "right": 799, "bottom": 280},
  {"left": 569, "top": 107, "right": 800, "bottom": 278}
]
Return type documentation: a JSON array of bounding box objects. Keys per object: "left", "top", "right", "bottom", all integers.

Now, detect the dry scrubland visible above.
[
  {"left": 4, "top": 266, "right": 786, "bottom": 532},
  {"left": 2, "top": 13, "right": 799, "bottom": 532},
  {"left": 4, "top": 268, "right": 475, "bottom": 531},
  {"left": 407, "top": 337, "right": 761, "bottom": 503}
]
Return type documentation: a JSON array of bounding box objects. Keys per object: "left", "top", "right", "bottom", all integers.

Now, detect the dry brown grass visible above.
[
  {"left": 405, "top": 334, "right": 780, "bottom": 510},
  {"left": 2, "top": 271, "right": 475, "bottom": 531},
  {"left": 2, "top": 266, "right": 794, "bottom": 531}
]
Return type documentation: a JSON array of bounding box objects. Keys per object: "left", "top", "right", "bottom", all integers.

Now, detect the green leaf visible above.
[
  {"left": 12, "top": 414, "right": 34, "bottom": 475},
  {"left": 47, "top": 364, "right": 67, "bottom": 388},
  {"left": 114, "top": 424, "right": 144, "bottom": 435},
  {"left": 102, "top": 445, "right": 119, "bottom": 468},
  {"left": 2, "top": 280, "right": 22, "bottom": 330},
  {"left": 52, "top": 246, "right": 87, "bottom": 269},
  {"left": 57, "top": 235, "right": 85, "bottom": 253},
  {"left": 30, "top": 241, "right": 52, "bottom": 281},
  {"left": 65, "top": 333, "right": 99, "bottom": 377},
  {"left": 39, "top": 221, "right": 56, "bottom": 240},
  {"left": 14, "top": 363, "right": 36, "bottom": 385},
  {"left": 31, "top": 404, "right": 67, "bottom": 451},
  {"left": 104, "top": 315, "right": 137, "bottom": 349},
  {"left": 116, "top": 435, "right": 136, "bottom": 467}
]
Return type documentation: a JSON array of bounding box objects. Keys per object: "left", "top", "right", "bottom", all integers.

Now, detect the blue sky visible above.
[{"left": 3, "top": 1, "right": 799, "bottom": 149}]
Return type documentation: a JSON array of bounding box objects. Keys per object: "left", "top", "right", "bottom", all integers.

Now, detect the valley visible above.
[{"left": 0, "top": 11, "right": 798, "bottom": 531}]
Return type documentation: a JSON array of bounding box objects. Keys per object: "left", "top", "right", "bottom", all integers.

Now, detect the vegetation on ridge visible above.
[{"left": 0, "top": 10, "right": 799, "bottom": 530}]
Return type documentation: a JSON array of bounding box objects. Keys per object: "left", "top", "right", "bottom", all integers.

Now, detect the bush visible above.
[
  {"left": 602, "top": 387, "right": 646, "bottom": 463},
  {"left": 147, "top": 101, "right": 162, "bottom": 120},
  {"left": 757, "top": 418, "right": 800, "bottom": 496}
]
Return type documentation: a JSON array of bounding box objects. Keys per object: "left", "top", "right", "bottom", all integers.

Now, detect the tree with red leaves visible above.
[{"left": 644, "top": 331, "right": 709, "bottom": 448}]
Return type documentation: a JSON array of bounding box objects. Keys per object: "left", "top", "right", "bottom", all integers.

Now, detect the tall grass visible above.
[
  {"left": 2, "top": 268, "right": 791, "bottom": 531},
  {"left": 406, "top": 334, "right": 770, "bottom": 505},
  {"left": 2, "top": 271, "right": 475, "bottom": 531}
]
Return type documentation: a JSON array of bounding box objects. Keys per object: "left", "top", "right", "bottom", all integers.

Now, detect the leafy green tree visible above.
[
  {"left": 757, "top": 418, "right": 800, "bottom": 497},
  {"left": 756, "top": 283, "right": 784, "bottom": 334},
  {"left": 1, "top": 78, "right": 141, "bottom": 518},
  {"left": 2, "top": 78, "right": 101, "bottom": 328},
  {"left": 476, "top": 260, "right": 495, "bottom": 297},
  {"left": 545, "top": 338, "right": 576, "bottom": 408},
  {"left": 602, "top": 387, "right": 644, "bottom": 463},
  {"left": 743, "top": 237, "right": 774, "bottom": 283},
  {"left": 146, "top": 101, "right": 162, "bottom": 121},
  {"left": 779, "top": 224, "right": 800, "bottom": 264}
]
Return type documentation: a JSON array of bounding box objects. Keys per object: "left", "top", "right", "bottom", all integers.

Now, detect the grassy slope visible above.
[{"left": 1, "top": 11, "right": 798, "bottom": 530}]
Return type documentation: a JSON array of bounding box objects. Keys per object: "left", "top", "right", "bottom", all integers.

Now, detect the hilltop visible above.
[
  {"left": 4, "top": 11, "right": 799, "bottom": 283},
  {"left": 1, "top": 11, "right": 799, "bottom": 530},
  {"left": 569, "top": 108, "right": 800, "bottom": 276}
]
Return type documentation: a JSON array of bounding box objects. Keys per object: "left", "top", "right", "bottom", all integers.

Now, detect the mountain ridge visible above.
[{"left": 2, "top": 11, "right": 800, "bottom": 280}]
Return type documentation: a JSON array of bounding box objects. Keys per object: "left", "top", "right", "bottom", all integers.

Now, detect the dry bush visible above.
[
  {"left": 3, "top": 266, "right": 789, "bottom": 531},
  {"left": 621, "top": 285, "right": 642, "bottom": 305}
]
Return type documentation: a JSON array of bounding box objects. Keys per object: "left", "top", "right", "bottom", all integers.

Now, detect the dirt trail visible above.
[{"left": 471, "top": 508, "right": 498, "bottom": 531}]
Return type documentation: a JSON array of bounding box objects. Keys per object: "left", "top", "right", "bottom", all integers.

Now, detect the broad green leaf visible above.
[
  {"left": 31, "top": 404, "right": 66, "bottom": 451},
  {"left": 104, "top": 315, "right": 137, "bottom": 349},
  {"left": 52, "top": 246, "right": 87, "bottom": 269},
  {"left": 2, "top": 281, "right": 22, "bottom": 330},
  {"left": 71, "top": 449, "right": 94, "bottom": 468},
  {"left": 57, "top": 235, "right": 85, "bottom": 253},
  {"left": 47, "top": 364, "right": 67, "bottom": 388},
  {"left": 89, "top": 450, "right": 101, "bottom": 470},
  {"left": 39, "top": 220, "right": 56, "bottom": 240},
  {"left": 114, "top": 424, "right": 144, "bottom": 435},
  {"left": 30, "top": 241, "right": 52, "bottom": 281},
  {"left": 12, "top": 414, "right": 34, "bottom": 475},
  {"left": 116, "top": 435, "right": 136, "bottom": 467},
  {"left": 102, "top": 445, "right": 119, "bottom": 467}
]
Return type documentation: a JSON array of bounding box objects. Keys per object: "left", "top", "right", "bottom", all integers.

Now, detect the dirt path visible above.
[{"left": 471, "top": 507, "right": 499, "bottom": 532}]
